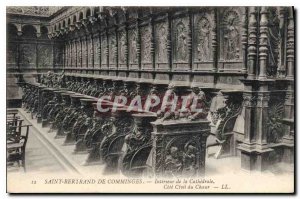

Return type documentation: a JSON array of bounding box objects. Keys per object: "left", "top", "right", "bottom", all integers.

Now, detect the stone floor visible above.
[{"left": 7, "top": 114, "right": 66, "bottom": 174}]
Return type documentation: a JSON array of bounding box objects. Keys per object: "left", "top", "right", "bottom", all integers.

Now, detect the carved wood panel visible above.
[
  {"left": 93, "top": 34, "right": 100, "bottom": 68},
  {"left": 118, "top": 30, "right": 127, "bottom": 68},
  {"left": 140, "top": 25, "right": 152, "bottom": 69},
  {"left": 154, "top": 22, "right": 168, "bottom": 69},
  {"left": 82, "top": 37, "right": 87, "bottom": 68},
  {"left": 218, "top": 8, "right": 243, "bottom": 71},
  {"left": 128, "top": 28, "right": 138, "bottom": 68},
  {"left": 172, "top": 17, "right": 190, "bottom": 69},
  {"left": 101, "top": 33, "right": 108, "bottom": 67},
  {"left": 108, "top": 31, "right": 117, "bottom": 68},
  {"left": 76, "top": 39, "right": 82, "bottom": 68},
  {"left": 37, "top": 44, "right": 53, "bottom": 68},
  {"left": 193, "top": 9, "right": 214, "bottom": 71},
  {"left": 88, "top": 37, "right": 93, "bottom": 68},
  {"left": 7, "top": 42, "right": 17, "bottom": 67},
  {"left": 71, "top": 40, "right": 76, "bottom": 67},
  {"left": 19, "top": 43, "right": 36, "bottom": 68}
]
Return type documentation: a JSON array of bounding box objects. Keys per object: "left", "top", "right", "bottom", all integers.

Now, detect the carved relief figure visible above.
[
  {"left": 223, "top": 10, "right": 240, "bottom": 60},
  {"left": 109, "top": 34, "right": 117, "bottom": 64},
  {"left": 175, "top": 22, "right": 188, "bottom": 62},
  {"left": 157, "top": 24, "right": 168, "bottom": 62},
  {"left": 101, "top": 36, "right": 107, "bottom": 64},
  {"left": 197, "top": 17, "right": 211, "bottom": 61},
  {"left": 141, "top": 27, "right": 151, "bottom": 62},
  {"left": 182, "top": 144, "right": 197, "bottom": 176},
  {"left": 94, "top": 42, "right": 100, "bottom": 65},
  {"left": 119, "top": 32, "right": 126, "bottom": 64},
  {"left": 38, "top": 45, "right": 52, "bottom": 67},
  {"left": 130, "top": 30, "right": 138, "bottom": 64},
  {"left": 20, "top": 45, "right": 35, "bottom": 66},
  {"left": 164, "top": 146, "right": 182, "bottom": 176}
]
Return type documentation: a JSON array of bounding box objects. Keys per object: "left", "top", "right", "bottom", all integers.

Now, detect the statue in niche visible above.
[
  {"left": 176, "top": 22, "right": 187, "bottom": 62},
  {"left": 157, "top": 25, "right": 167, "bottom": 62},
  {"left": 223, "top": 11, "right": 240, "bottom": 60},
  {"left": 130, "top": 31, "right": 138, "bottom": 64},
  {"left": 197, "top": 17, "right": 211, "bottom": 61},
  {"left": 119, "top": 32, "right": 126, "bottom": 63},
  {"left": 142, "top": 28, "right": 151, "bottom": 62}
]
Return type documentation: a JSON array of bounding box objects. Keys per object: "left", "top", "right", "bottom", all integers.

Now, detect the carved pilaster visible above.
[
  {"left": 258, "top": 7, "right": 269, "bottom": 80},
  {"left": 90, "top": 34, "right": 94, "bottom": 68},
  {"left": 286, "top": 7, "right": 294, "bottom": 80},
  {"left": 212, "top": 8, "right": 218, "bottom": 72},
  {"left": 70, "top": 40, "right": 73, "bottom": 67},
  {"left": 137, "top": 20, "right": 141, "bottom": 70},
  {"left": 242, "top": 92, "right": 256, "bottom": 144},
  {"left": 79, "top": 37, "right": 83, "bottom": 68},
  {"left": 167, "top": 12, "right": 172, "bottom": 71},
  {"left": 188, "top": 11, "right": 193, "bottom": 71},
  {"left": 241, "top": 7, "right": 248, "bottom": 73},
  {"left": 277, "top": 7, "right": 287, "bottom": 78},
  {"left": 150, "top": 16, "right": 155, "bottom": 69},
  {"left": 247, "top": 7, "right": 257, "bottom": 79},
  {"left": 85, "top": 35, "right": 89, "bottom": 68},
  {"left": 255, "top": 84, "right": 270, "bottom": 146}
]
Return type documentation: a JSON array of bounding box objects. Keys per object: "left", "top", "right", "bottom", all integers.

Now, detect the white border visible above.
[{"left": 1, "top": 0, "right": 299, "bottom": 198}]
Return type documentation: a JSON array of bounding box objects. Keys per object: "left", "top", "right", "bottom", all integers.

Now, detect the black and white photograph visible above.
[{"left": 5, "top": 4, "right": 295, "bottom": 194}]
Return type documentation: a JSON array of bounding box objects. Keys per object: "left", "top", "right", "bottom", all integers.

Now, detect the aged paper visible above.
[{"left": 6, "top": 5, "right": 295, "bottom": 193}]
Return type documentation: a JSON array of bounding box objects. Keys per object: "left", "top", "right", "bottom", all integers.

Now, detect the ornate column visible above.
[
  {"left": 242, "top": 7, "right": 248, "bottom": 73},
  {"left": 258, "top": 7, "right": 268, "bottom": 80},
  {"left": 79, "top": 37, "right": 83, "bottom": 68},
  {"left": 90, "top": 34, "right": 94, "bottom": 68},
  {"left": 281, "top": 7, "right": 294, "bottom": 164},
  {"left": 70, "top": 40, "right": 73, "bottom": 68},
  {"left": 286, "top": 7, "right": 294, "bottom": 80},
  {"left": 85, "top": 34, "right": 89, "bottom": 69},
  {"left": 167, "top": 11, "right": 172, "bottom": 71},
  {"left": 238, "top": 7, "right": 276, "bottom": 172},
  {"left": 212, "top": 8, "right": 218, "bottom": 72},
  {"left": 277, "top": 7, "right": 287, "bottom": 78},
  {"left": 247, "top": 7, "right": 258, "bottom": 79}
]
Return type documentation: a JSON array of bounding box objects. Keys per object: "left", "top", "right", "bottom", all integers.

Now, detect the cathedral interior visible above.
[{"left": 6, "top": 6, "right": 294, "bottom": 177}]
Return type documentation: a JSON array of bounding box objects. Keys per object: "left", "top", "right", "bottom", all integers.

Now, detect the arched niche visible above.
[
  {"left": 7, "top": 23, "right": 18, "bottom": 39},
  {"left": 21, "top": 24, "right": 37, "bottom": 38}
]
